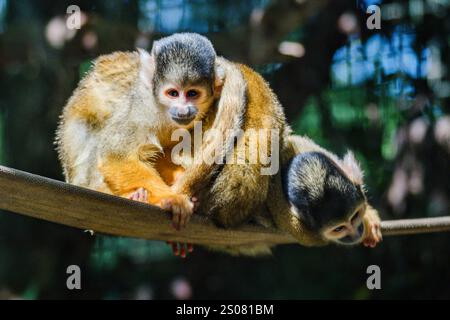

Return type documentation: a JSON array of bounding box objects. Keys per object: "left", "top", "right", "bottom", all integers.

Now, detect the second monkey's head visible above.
[
  {"left": 144, "top": 33, "right": 224, "bottom": 128},
  {"left": 282, "top": 151, "right": 368, "bottom": 246}
]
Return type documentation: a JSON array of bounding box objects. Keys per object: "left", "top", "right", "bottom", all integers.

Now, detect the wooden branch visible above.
[
  {"left": 0, "top": 165, "right": 294, "bottom": 246},
  {"left": 0, "top": 165, "right": 449, "bottom": 247}
]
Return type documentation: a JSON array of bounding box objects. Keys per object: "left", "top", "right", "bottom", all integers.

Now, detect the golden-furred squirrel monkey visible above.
[
  {"left": 56, "top": 32, "right": 381, "bottom": 257},
  {"left": 56, "top": 33, "right": 226, "bottom": 232},
  {"left": 56, "top": 33, "right": 254, "bottom": 256},
  {"left": 268, "top": 136, "right": 382, "bottom": 252},
  {"left": 204, "top": 134, "right": 383, "bottom": 256}
]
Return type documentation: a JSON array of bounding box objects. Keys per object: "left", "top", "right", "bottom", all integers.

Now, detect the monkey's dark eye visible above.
[
  {"left": 333, "top": 226, "right": 346, "bottom": 233},
  {"left": 186, "top": 90, "right": 199, "bottom": 98},
  {"left": 166, "top": 89, "right": 179, "bottom": 98}
]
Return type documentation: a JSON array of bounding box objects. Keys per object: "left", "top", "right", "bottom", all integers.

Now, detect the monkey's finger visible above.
[
  {"left": 182, "top": 208, "right": 191, "bottom": 229},
  {"left": 172, "top": 208, "right": 182, "bottom": 231},
  {"left": 179, "top": 213, "right": 186, "bottom": 229},
  {"left": 170, "top": 208, "right": 180, "bottom": 229},
  {"left": 171, "top": 242, "right": 180, "bottom": 256},
  {"left": 364, "top": 239, "right": 374, "bottom": 248},
  {"left": 368, "top": 234, "right": 377, "bottom": 248},
  {"left": 138, "top": 188, "right": 148, "bottom": 202},
  {"left": 177, "top": 209, "right": 184, "bottom": 229},
  {"left": 185, "top": 211, "right": 192, "bottom": 226},
  {"left": 372, "top": 226, "right": 381, "bottom": 243},
  {"left": 171, "top": 214, "right": 179, "bottom": 230},
  {"left": 161, "top": 199, "right": 171, "bottom": 211},
  {"left": 180, "top": 245, "right": 187, "bottom": 258},
  {"left": 182, "top": 212, "right": 189, "bottom": 229},
  {"left": 376, "top": 225, "right": 383, "bottom": 241},
  {"left": 177, "top": 210, "right": 183, "bottom": 230},
  {"left": 131, "top": 191, "right": 139, "bottom": 201},
  {"left": 138, "top": 188, "right": 146, "bottom": 202}
]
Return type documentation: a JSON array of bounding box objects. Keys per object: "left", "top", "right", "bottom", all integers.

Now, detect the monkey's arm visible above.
[
  {"left": 362, "top": 205, "right": 382, "bottom": 247},
  {"left": 210, "top": 63, "right": 296, "bottom": 227},
  {"left": 171, "top": 58, "right": 248, "bottom": 196}
]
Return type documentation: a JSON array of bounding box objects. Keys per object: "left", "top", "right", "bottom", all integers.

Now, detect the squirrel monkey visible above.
[
  {"left": 56, "top": 33, "right": 252, "bottom": 257},
  {"left": 273, "top": 136, "right": 382, "bottom": 248},
  {"left": 56, "top": 33, "right": 228, "bottom": 236},
  {"left": 205, "top": 135, "right": 382, "bottom": 256}
]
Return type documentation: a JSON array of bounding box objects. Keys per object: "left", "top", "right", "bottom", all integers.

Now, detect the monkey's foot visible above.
[
  {"left": 128, "top": 187, "right": 148, "bottom": 202},
  {"left": 160, "top": 194, "right": 194, "bottom": 230},
  {"left": 166, "top": 241, "right": 194, "bottom": 258},
  {"left": 363, "top": 212, "right": 382, "bottom": 248}
]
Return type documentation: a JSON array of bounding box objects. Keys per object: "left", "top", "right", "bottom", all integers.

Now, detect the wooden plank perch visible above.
[{"left": 0, "top": 165, "right": 450, "bottom": 247}]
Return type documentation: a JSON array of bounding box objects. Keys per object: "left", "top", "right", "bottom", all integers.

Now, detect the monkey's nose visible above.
[
  {"left": 169, "top": 105, "right": 198, "bottom": 125},
  {"left": 177, "top": 107, "right": 190, "bottom": 117}
]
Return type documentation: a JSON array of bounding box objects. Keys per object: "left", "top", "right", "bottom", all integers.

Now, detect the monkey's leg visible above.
[
  {"left": 362, "top": 205, "right": 382, "bottom": 248},
  {"left": 98, "top": 155, "right": 193, "bottom": 230}
]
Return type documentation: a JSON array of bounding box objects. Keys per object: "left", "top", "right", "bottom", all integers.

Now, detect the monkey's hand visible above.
[
  {"left": 128, "top": 188, "right": 197, "bottom": 258},
  {"left": 162, "top": 196, "right": 197, "bottom": 258},
  {"left": 160, "top": 194, "right": 194, "bottom": 230},
  {"left": 362, "top": 206, "right": 382, "bottom": 248}
]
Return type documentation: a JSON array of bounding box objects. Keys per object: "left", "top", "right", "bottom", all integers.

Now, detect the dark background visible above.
[{"left": 0, "top": 0, "right": 449, "bottom": 299}]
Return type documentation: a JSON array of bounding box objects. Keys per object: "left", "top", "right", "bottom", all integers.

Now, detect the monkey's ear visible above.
[
  {"left": 342, "top": 151, "right": 364, "bottom": 185},
  {"left": 150, "top": 39, "right": 162, "bottom": 56},
  {"left": 214, "top": 63, "right": 225, "bottom": 98},
  {"left": 138, "top": 48, "right": 155, "bottom": 88}
]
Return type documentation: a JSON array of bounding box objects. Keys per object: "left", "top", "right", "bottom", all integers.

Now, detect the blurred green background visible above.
[{"left": 0, "top": 0, "right": 449, "bottom": 299}]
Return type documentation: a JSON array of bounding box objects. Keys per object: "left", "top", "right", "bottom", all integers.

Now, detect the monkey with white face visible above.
[
  {"left": 149, "top": 34, "right": 223, "bottom": 127},
  {"left": 57, "top": 34, "right": 228, "bottom": 258}
]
